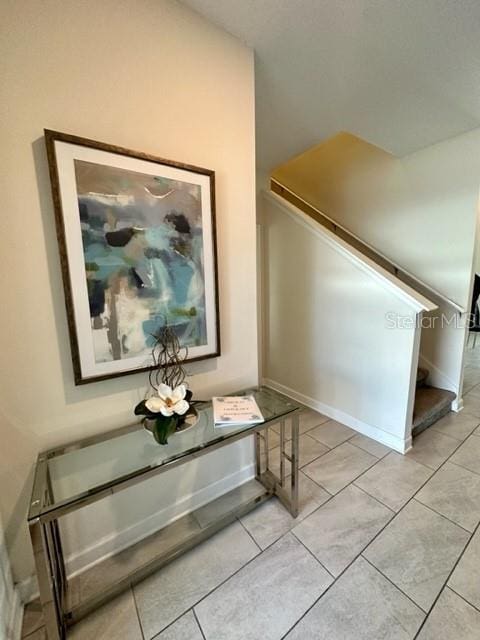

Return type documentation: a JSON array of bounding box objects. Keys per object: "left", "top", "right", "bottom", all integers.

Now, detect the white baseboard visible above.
[
  {"left": 19, "top": 461, "right": 255, "bottom": 603},
  {"left": 16, "top": 577, "right": 35, "bottom": 610},
  {"left": 6, "top": 587, "right": 23, "bottom": 640},
  {"left": 452, "top": 397, "right": 464, "bottom": 412},
  {"left": 263, "top": 378, "right": 412, "bottom": 453},
  {"left": 1, "top": 542, "right": 23, "bottom": 640}
]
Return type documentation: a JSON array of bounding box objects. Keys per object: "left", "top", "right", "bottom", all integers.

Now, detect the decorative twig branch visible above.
[
  {"left": 148, "top": 324, "right": 189, "bottom": 389},
  {"left": 135, "top": 322, "right": 193, "bottom": 445}
]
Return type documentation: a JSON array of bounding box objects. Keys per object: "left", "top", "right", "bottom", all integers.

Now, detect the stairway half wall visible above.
[{"left": 261, "top": 191, "right": 436, "bottom": 453}]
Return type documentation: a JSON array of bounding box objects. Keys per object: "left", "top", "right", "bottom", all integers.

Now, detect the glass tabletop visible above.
[{"left": 34, "top": 386, "right": 301, "bottom": 517}]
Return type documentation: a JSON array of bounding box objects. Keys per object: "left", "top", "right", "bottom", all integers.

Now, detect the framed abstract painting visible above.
[{"left": 45, "top": 130, "right": 220, "bottom": 384}]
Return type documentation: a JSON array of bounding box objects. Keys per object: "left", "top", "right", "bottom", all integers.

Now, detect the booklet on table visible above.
[{"left": 213, "top": 395, "right": 264, "bottom": 427}]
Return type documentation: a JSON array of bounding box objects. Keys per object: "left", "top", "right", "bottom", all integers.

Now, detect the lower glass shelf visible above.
[{"left": 66, "top": 478, "right": 271, "bottom": 625}]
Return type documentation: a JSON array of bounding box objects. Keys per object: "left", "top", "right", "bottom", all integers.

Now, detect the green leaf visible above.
[
  {"left": 134, "top": 399, "right": 157, "bottom": 418},
  {"left": 152, "top": 415, "right": 178, "bottom": 445}
]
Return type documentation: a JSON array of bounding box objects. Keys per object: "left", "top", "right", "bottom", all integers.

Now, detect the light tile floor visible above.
[{"left": 22, "top": 399, "right": 480, "bottom": 640}]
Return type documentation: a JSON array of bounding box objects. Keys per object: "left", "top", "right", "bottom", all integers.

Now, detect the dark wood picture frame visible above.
[{"left": 45, "top": 129, "right": 220, "bottom": 385}]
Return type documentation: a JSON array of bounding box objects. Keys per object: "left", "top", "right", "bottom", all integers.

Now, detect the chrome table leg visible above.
[
  {"left": 255, "top": 430, "right": 262, "bottom": 479},
  {"left": 29, "top": 519, "right": 64, "bottom": 640},
  {"left": 279, "top": 419, "right": 286, "bottom": 488},
  {"left": 289, "top": 413, "right": 300, "bottom": 517},
  {"left": 256, "top": 411, "right": 301, "bottom": 517}
]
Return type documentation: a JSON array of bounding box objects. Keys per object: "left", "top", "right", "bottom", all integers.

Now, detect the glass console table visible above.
[{"left": 28, "top": 386, "right": 303, "bottom": 639}]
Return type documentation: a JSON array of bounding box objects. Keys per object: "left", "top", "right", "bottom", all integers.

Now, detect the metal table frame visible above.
[{"left": 28, "top": 401, "right": 301, "bottom": 640}]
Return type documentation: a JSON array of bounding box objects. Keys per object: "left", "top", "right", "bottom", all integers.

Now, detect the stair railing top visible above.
[{"left": 270, "top": 179, "right": 466, "bottom": 315}]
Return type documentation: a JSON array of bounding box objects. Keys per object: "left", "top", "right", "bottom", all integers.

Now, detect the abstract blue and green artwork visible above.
[{"left": 46, "top": 130, "right": 219, "bottom": 384}]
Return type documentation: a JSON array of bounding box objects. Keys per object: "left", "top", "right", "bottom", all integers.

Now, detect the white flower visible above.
[{"left": 145, "top": 383, "right": 189, "bottom": 417}]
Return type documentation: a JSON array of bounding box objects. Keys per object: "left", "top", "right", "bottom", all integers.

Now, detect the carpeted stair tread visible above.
[{"left": 412, "top": 386, "right": 456, "bottom": 437}]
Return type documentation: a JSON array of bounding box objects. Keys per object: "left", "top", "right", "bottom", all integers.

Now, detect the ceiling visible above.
[{"left": 181, "top": 0, "right": 480, "bottom": 172}]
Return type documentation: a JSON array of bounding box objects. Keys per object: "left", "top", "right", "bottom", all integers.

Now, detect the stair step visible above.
[
  {"left": 412, "top": 386, "right": 456, "bottom": 437},
  {"left": 416, "top": 367, "right": 429, "bottom": 388}
]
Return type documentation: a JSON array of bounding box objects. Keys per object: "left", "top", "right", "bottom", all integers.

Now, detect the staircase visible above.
[
  {"left": 413, "top": 367, "right": 456, "bottom": 437},
  {"left": 267, "top": 184, "right": 457, "bottom": 442},
  {"left": 264, "top": 133, "right": 463, "bottom": 450},
  {"left": 272, "top": 181, "right": 458, "bottom": 437}
]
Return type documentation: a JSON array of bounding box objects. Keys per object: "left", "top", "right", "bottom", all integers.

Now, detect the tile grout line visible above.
[
  {"left": 238, "top": 480, "right": 335, "bottom": 557},
  {"left": 354, "top": 478, "right": 476, "bottom": 534},
  {"left": 412, "top": 518, "right": 480, "bottom": 639},
  {"left": 303, "top": 446, "right": 387, "bottom": 496},
  {"left": 429, "top": 423, "right": 479, "bottom": 441},
  {"left": 297, "top": 468, "right": 334, "bottom": 495},
  {"left": 447, "top": 457, "right": 480, "bottom": 478},
  {"left": 229, "top": 434, "right": 367, "bottom": 562},
  {"left": 192, "top": 608, "right": 207, "bottom": 640},
  {"left": 274, "top": 411, "right": 359, "bottom": 448},
  {"left": 277, "top": 479, "right": 429, "bottom": 639},
  {"left": 149, "top": 609, "right": 193, "bottom": 640},
  {"left": 271, "top": 415, "right": 330, "bottom": 439},
  {"left": 289, "top": 530, "right": 336, "bottom": 580},
  {"left": 143, "top": 430, "right": 390, "bottom": 640},
  {"left": 253, "top": 445, "right": 401, "bottom": 558},
  {"left": 250, "top": 431, "right": 352, "bottom": 556},
  {"left": 280, "top": 418, "right": 480, "bottom": 639},
  {"left": 20, "top": 629, "right": 42, "bottom": 640},
  {"left": 360, "top": 554, "right": 428, "bottom": 614},
  {"left": 138, "top": 525, "right": 263, "bottom": 640},
  {"left": 29, "top": 410, "right": 476, "bottom": 640},
  {"left": 446, "top": 585, "right": 480, "bottom": 615},
  {"left": 426, "top": 427, "right": 463, "bottom": 442},
  {"left": 244, "top": 438, "right": 397, "bottom": 566},
  {"left": 347, "top": 441, "right": 391, "bottom": 460},
  {"left": 408, "top": 424, "right": 480, "bottom": 531},
  {"left": 413, "top": 429, "right": 461, "bottom": 445},
  {"left": 130, "top": 585, "right": 147, "bottom": 640},
  {"left": 412, "top": 496, "right": 474, "bottom": 534},
  {"left": 146, "top": 606, "right": 207, "bottom": 640},
  {"left": 267, "top": 433, "right": 341, "bottom": 474},
  {"left": 408, "top": 419, "right": 480, "bottom": 638},
  {"left": 270, "top": 429, "right": 385, "bottom": 497},
  {"left": 318, "top": 419, "right": 390, "bottom": 463},
  {"left": 395, "top": 450, "right": 449, "bottom": 473},
  {"left": 297, "top": 437, "right": 385, "bottom": 493},
  {"left": 245, "top": 472, "right": 393, "bottom": 564},
  {"left": 236, "top": 516, "right": 263, "bottom": 552},
  {"left": 305, "top": 431, "right": 355, "bottom": 450},
  {"left": 145, "top": 527, "right": 269, "bottom": 638},
  {"left": 278, "top": 510, "right": 410, "bottom": 640},
  {"left": 351, "top": 482, "right": 400, "bottom": 514},
  {"left": 123, "top": 421, "right": 357, "bottom": 639},
  {"left": 19, "top": 603, "right": 44, "bottom": 639}
]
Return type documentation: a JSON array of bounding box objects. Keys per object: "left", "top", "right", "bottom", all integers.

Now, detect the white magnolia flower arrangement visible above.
[
  {"left": 134, "top": 324, "right": 194, "bottom": 445},
  {"left": 135, "top": 382, "right": 193, "bottom": 445},
  {"left": 145, "top": 383, "right": 190, "bottom": 417}
]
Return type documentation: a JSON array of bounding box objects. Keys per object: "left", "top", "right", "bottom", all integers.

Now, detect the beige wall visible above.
[
  {"left": 0, "top": 0, "right": 257, "bottom": 582},
  {"left": 272, "top": 131, "right": 480, "bottom": 400},
  {"left": 272, "top": 131, "right": 479, "bottom": 310}
]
